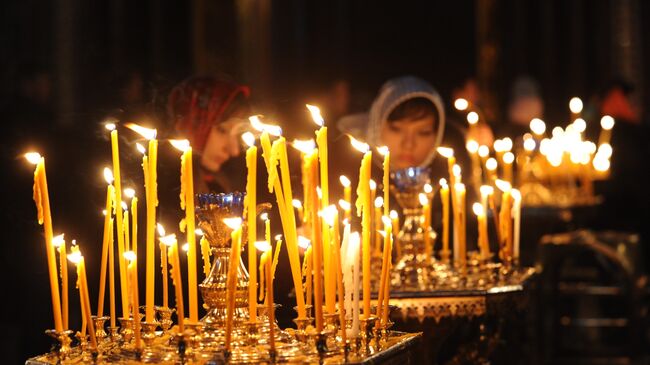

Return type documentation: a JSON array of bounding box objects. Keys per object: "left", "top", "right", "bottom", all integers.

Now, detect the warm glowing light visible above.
[
  {"left": 376, "top": 146, "right": 389, "bottom": 156},
  {"left": 503, "top": 152, "right": 514, "bottom": 164},
  {"left": 374, "top": 196, "right": 384, "bottom": 208},
  {"left": 316, "top": 187, "right": 322, "bottom": 199},
  {"left": 467, "top": 112, "right": 479, "bottom": 125},
  {"left": 454, "top": 98, "right": 469, "bottom": 111},
  {"left": 389, "top": 210, "right": 398, "bottom": 220},
  {"left": 121, "top": 201, "right": 128, "bottom": 211},
  {"left": 569, "top": 97, "right": 583, "bottom": 114},
  {"left": 260, "top": 212, "right": 269, "bottom": 221},
  {"left": 439, "top": 178, "right": 448, "bottom": 188},
  {"left": 480, "top": 185, "right": 493, "bottom": 196},
  {"left": 530, "top": 118, "right": 546, "bottom": 135},
  {"left": 523, "top": 138, "right": 536, "bottom": 152},
  {"left": 466, "top": 140, "right": 479, "bottom": 153},
  {"left": 249, "top": 115, "right": 282, "bottom": 136},
  {"left": 593, "top": 157, "right": 610, "bottom": 172},
  {"left": 306, "top": 104, "right": 324, "bottom": 127},
  {"left": 349, "top": 136, "right": 370, "bottom": 153},
  {"left": 255, "top": 241, "right": 272, "bottom": 252},
  {"left": 437, "top": 147, "right": 454, "bottom": 158},
  {"left": 195, "top": 228, "right": 204, "bottom": 236},
  {"left": 102, "top": 210, "right": 107, "bottom": 216},
  {"left": 123, "top": 188, "right": 135, "bottom": 199},
  {"left": 125, "top": 123, "right": 157, "bottom": 140},
  {"left": 511, "top": 189, "right": 521, "bottom": 201},
  {"left": 320, "top": 205, "right": 338, "bottom": 227},
  {"left": 136, "top": 143, "right": 146, "bottom": 155},
  {"left": 486, "top": 158, "right": 497, "bottom": 171},
  {"left": 338, "top": 199, "right": 351, "bottom": 211},
  {"left": 298, "top": 236, "right": 311, "bottom": 249},
  {"left": 419, "top": 193, "right": 428, "bottom": 206},
  {"left": 160, "top": 234, "right": 177, "bottom": 246},
  {"left": 495, "top": 179, "right": 512, "bottom": 192},
  {"left": 502, "top": 138, "right": 513, "bottom": 151},
  {"left": 124, "top": 251, "right": 137, "bottom": 262},
  {"left": 472, "top": 203, "right": 484, "bottom": 216},
  {"left": 339, "top": 175, "right": 351, "bottom": 187},
  {"left": 68, "top": 250, "right": 83, "bottom": 264},
  {"left": 597, "top": 143, "right": 613, "bottom": 158},
  {"left": 292, "top": 139, "right": 316, "bottom": 153},
  {"left": 600, "top": 115, "right": 615, "bottom": 130},
  {"left": 454, "top": 183, "right": 465, "bottom": 193},
  {"left": 381, "top": 215, "right": 392, "bottom": 227},
  {"left": 182, "top": 243, "right": 190, "bottom": 252},
  {"left": 275, "top": 234, "right": 283, "bottom": 241},
  {"left": 369, "top": 179, "right": 377, "bottom": 191},
  {"left": 105, "top": 123, "right": 116, "bottom": 131},
  {"left": 239, "top": 132, "right": 255, "bottom": 148},
  {"left": 452, "top": 164, "right": 462, "bottom": 177},
  {"left": 169, "top": 139, "right": 191, "bottom": 152},
  {"left": 493, "top": 139, "right": 504, "bottom": 152},
  {"left": 292, "top": 199, "right": 303, "bottom": 209},
  {"left": 223, "top": 217, "right": 242, "bottom": 230},
  {"left": 52, "top": 234, "right": 65, "bottom": 248},
  {"left": 478, "top": 145, "right": 489, "bottom": 158},
  {"left": 424, "top": 183, "right": 433, "bottom": 194},
  {"left": 24, "top": 152, "right": 42, "bottom": 165},
  {"left": 573, "top": 118, "right": 587, "bottom": 133},
  {"left": 157, "top": 223, "right": 166, "bottom": 236},
  {"left": 103, "top": 167, "right": 114, "bottom": 184}
]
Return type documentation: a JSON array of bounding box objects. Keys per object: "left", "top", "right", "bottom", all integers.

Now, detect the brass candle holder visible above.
[
  {"left": 118, "top": 317, "right": 134, "bottom": 344},
  {"left": 45, "top": 329, "right": 74, "bottom": 362},
  {"left": 155, "top": 306, "right": 175, "bottom": 333},
  {"left": 91, "top": 316, "right": 109, "bottom": 343}
]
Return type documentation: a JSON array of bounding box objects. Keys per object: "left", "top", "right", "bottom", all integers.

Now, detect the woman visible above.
[{"left": 168, "top": 75, "right": 251, "bottom": 193}]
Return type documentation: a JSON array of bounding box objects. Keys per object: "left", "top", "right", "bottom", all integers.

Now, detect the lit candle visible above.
[
  {"left": 511, "top": 189, "right": 522, "bottom": 263},
  {"left": 472, "top": 203, "right": 489, "bottom": 260},
  {"left": 376, "top": 216, "right": 392, "bottom": 325},
  {"left": 158, "top": 224, "right": 169, "bottom": 308},
  {"left": 390, "top": 210, "right": 401, "bottom": 258},
  {"left": 98, "top": 168, "right": 115, "bottom": 319},
  {"left": 124, "top": 188, "right": 138, "bottom": 258},
  {"left": 240, "top": 132, "right": 258, "bottom": 324},
  {"left": 377, "top": 146, "right": 390, "bottom": 216},
  {"left": 127, "top": 123, "right": 157, "bottom": 323},
  {"left": 292, "top": 199, "right": 304, "bottom": 224},
  {"left": 569, "top": 96, "right": 583, "bottom": 120},
  {"left": 199, "top": 234, "right": 211, "bottom": 277},
  {"left": 466, "top": 139, "right": 483, "bottom": 188},
  {"left": 437, "top": 147, "right": 456, "bottom": 187},
  {"left": 485, "top": 157, "right": 498, "bottom": 184},
  {"left": 350, "top": 136, "right": 372, "bottom": 319},
  {"left": 108, "top": 218, "right": 116, "bottom": 328},
  {"left": 25, "top": 152, "right": 63, "bottom": 332},
  {"left": 374, "top": 196, "right": 384, "bottom": 256},
  {"left": 349, "top": 231, "right": 361, "bottom": 337},
  {"left": 439, "top": 179, "right": 450, "bottom": 261},
  {"left": 339, "top": 175, "right": 352, "bottom": 221},
  {"left": 300, "top": 238, "right": 313, "bottom": 307},
  {"left": 419, "top": 193, "right": 432, "bottom": 259},
  {"left": 164, "top": 234, "right": 184, "bottom": 332},
  {"left": 264, "top": 248, "right": 275, "bottom": 352},
  {"left": 292, "top": 139, "right": 315, "bottom": 224},
  {"left": 530, "top": 118, "right": 547, "bottom": 139},
  {"left": 124, "top": 251, "right": 141, "bottom": 350},
  {"left": 106, "top": 123, "right": 130, "bottom": 320},
  {"left": 169, "top": 139, "right": 198, "bottom": 323},
  {"left": 454, "top": 183, "right": 467, "bottom": 268},
  {"left": 598, "top": 115, "right": 615, "bottom": 146},
  {"left": 503, "top": 152, "right": 514, "bottom": 183},
  {"left": 224, "top": 218, "right": 243, "bottom": 352},
  {"left": 68, "top": 247, "right": 97, "bottom": 350},
  {"left": 306, "top": 149, "right": 324, "bottom": 330},
  {"left": 495, "top": 179, "right": 513, "bottom": 261},
  {"left": 53, "top": 234, "right": 68, "bottom": 330}
]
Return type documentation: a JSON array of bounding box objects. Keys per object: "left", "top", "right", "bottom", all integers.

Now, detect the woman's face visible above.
[
  {"left": 380, "top": 116, "right": 436, "bottom": 170},
  {"left": 200, "top": 118, "right": 242, "bottom": 173}
]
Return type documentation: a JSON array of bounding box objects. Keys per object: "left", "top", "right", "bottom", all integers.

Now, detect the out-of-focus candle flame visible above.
[
  {"left": 454, "top": 98, "right": 469, "bottom": 111},
  {"left": 467, "top": 112, "right": 479, "bottom": 125},
  {"left": 292, "top": 199, "right": 303, "bottom": 209},
  {"left": 480, "top": 185, "right": 494, "bottom": 196},
  {"left": 68, "top": 250, "right": 83, "bottom": 264},
  {"left": 530, "top": 118, "right": 546, "bottom": 135},
  {"left": 136, "top": 143, "right": 146, "bottom": 155},
  {"left": 452, "top": 164, "right": 462, "bottom": 177},
  {"left": 260, "top": 212, "right": 269, "bottom": 222},
  {"left": 249, "top": 115, "right": 282, "bottom": 136},
  {"left": 223, "top": 217, "right": 242, "bottom": 230},
  {"left": 472, "top": 202, "right": 484, "bottom": 216},
  {"left": 376, "top": 146, "right": 389, "bottom": 156},
  {"left": 241, "top": 132, "right": 256, "bottom": 148},
  {"left": 478, "top": 145, "right": 489, "bottom": 158},
  {"left": 195, "top": 228, "right": 204, "bottom": 236},
  {"left": 600, "top": 115, "right": 615, "bottom": 130},
  {"left": 374, "top": 196, "right": 384, "bottom": 208},
  {"left": 424, "top": 183, "right": 433, "bottom": 194},
  {"left": 439, "top": 178, "right": 448, "bottom": 188},
  {"left": 104, "top": 167, "right": 114, "bottom": 184},
  {"left": 53, "top": 234, "right": 65, "bottom": 248},
  {"left": 389, "top": 210, "right": 399, "bottom": 220},
  {"left": 338, "top": 199, "right": 351, "bottom": 211},
  {"left": 121, "top": 201, "right": 128, "bottom": 211},
  {"left": 339, "top": 175, "right": 351, "bottom": 187},
  {"left": 419, "top": 193, "right": 428, "bottom": 206},
  {"left": 503, "top": 152, "right": 514, "bottom": 164},
  {"left": 123, "top": 188, "right": 135, "bottom": 199},
  {"left": 573, "top": 118, "right": 587, "bottom": 133},
  {"left": 569, "top": 97, "right": 583, "bottom": 114},
  {"left": 255, "top": 241, "right": 272, "bottom": 252},
  {"left": 105, "top": 122, "right": 116, "bottom": 131},
  {"left": 495, "top": 179, "right": 512, "bottom": 192},
  {"left": 298, "top": 236, "right": 311, "bottom": 249},
  {"left": 182, "top": 243, "right": 189, "bottom": 252},
  {"left": 292, "top": 139, "right": 316, "bottom": 153},
  {"left": 25, "top": 152, "right": 42, "bottom": 165},
  {"left": 124, "top": 251, "right": 137, "bottom": 262},
  {"left": 349, "top": 136, "right": 369, "bottom": 153},
  {"left": 486, "top": 158, "right": 497, "bottom": 171},
  {"left": 369, "top": 179, "right": 376, "bottom": 191},
  {"left": 157, "top": 223, "right": 165, "bottom": 236},
  {"left": 306, "top": 104, "right": 324, "bottom": 127},
  {"left": 437, "top": 147, "right": 454, "bottom": 158},
  {"left": 169, "top": 139, "right": 191, "bottom": 152},
  {"left": 381, "top": 215, "right": 392, "bottom": 227},
  {"left": 160, "top": 234, "right": 177, "bottom": 246},
  {"left": 125, "top": 123, "right": 157, "bottom": 140},
  {"left": 320, "top": 205, "right": 338, "bottom": 227},
  {"left": 523, "top": 138, "right": 536, "bottom": 152},
  {"left": 466, "top": 140, "right": 479, "bottom": 153}
]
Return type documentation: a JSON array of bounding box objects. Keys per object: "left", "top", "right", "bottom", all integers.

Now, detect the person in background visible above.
[
  {"left": 500, "top": 76, "right": 544, "bottom": 139},
  {"left": 168, "top": 75, "right": 252, "bottom": 193}
]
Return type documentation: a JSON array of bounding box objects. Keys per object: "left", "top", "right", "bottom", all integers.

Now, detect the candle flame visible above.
[
  {"left": 439, "top": 178, "right": 448, "bottom": 188},
  {"left": 260, "top": 212, "right": 269, "bottom": 221},
  {"left": 291, "top": 139, "right": 316, "bottom": 153},
  {"left": 349, "top": 136, "right": 369, "bottom": 153},
  {"left": 125, "top": 123, "right": 157, "bottom": 140},
  {"left": 502, "top": 137, "right": 513, "bottom": 151},
  {"left": 123, "top": 251, "right": 137, "bottom": 262},
  {"left": 121, "top": 201, "right": 128, "bottom": 211},
  {"left": 369, "top": 179, "right": 377, "bottom": 190},
  {"left": 472, "top": 202, "right": 484, "bottom": 216},
  {"left": 157, "top": 223, "right": 166, "bottom": 236},
  {"left": 160, "top": 234, "right": 177, "bottom": 246},
  {"left": 493, "top": 139, "right": 504, "bottom": 152},
  {"left": 306, "top": 104, "right": 324, "bottom": 127},
  {"left": 105, "top": 122, "right": 116, "bottom": 131},
  {"left": 275, "top": 234, "right": 283, "bottom": 241},
  {"left": 103, "top": 167, "right": 114, "bottom": 184},
  {"left": 123, "top": 188, "right": 135, "bottom": 198},
  {"left": 523, "top": 138, "right": 536, "bottom": 152},
  {"left": 452, "top": 164, "right": 461, "bottom": 177},
  {"left": 600, "top": 115, "right": 615, "bottom": 130},
  {"left": 182, "top": 243, "right": 190, "bottom": 252},
  {"left": 136, "top": 143, "right": 146, "bottom": 155},
  {"left": 292, "top": 199, "right": 303, "bottom": 209},
  {"left": 454, "top": 98, "right": 469, "bottom": 111},
  {"left": 249, "top": 115, "right": 282, "bottom": 136},
  {"left": 195, "top": 228, "right": 204, "bottom": 236},
  {"left": 569, "top": 97, "right": 583, "bottom": 114},
  {"left": 511, "top": 189, "right": 521, "bottom": 202},
  {"left": 376, "top": 146, "right": 389, "bottom": 156},
  {"left": 455, "top": 183, "right": 465, "bottom": 193},
  {"left": 374, "top": 196, "right": 384, "bottom": 208},
  {"left": 102, "top": 209, "right": 107, "bottom": 216},
  {"left": 467, "top": 111, "right": 479, "bottom": 125},
  {"left": 338, "top": 199, "right": 351, "bottom": 211},
  {"left": 597, "top": 143, "right": 612, "bottom": 158},
  {"left": 419, "top": 193, "right": 428, "bottom": 206},
  {"left": 503, "top": 152, "right": 514, "bottom": 164},
  {"left": 68, "top": 250, "right": 83, "bottom": 264},
  {"left": 339, "top": 175, "right": 351, "bottom": 187},
  {"left": 52, "top": 234, "right": 65, "bottom": 247},
  {"left": 495, "top": 179, "right": 512, "bottom": 192},
  {"left": 389, "top": 210, "right": 399, "bottom": 219},
  {"left": 298, "top": 235, "right": 311, "bottom": 249},
  {"left": 255, "top": 241, "right": 272, "bottom": 252},
  {"left": 241, "top": 132, "right": 256, "bottom": 148},
  {"left": 424, "top": 183, "right": 433, "bottom": 194},
  {"left": 349, "top": 232, "right": 360, "bottom": 249},
  {"left": 466, "top": 140, "right": 479, "bottom": 153},
  {"left": 486, "top": 158, "right": 497, "bottom": 171},
  {"left": 573, "top": 118, "right": 587, "bottom": 133},
  {"left": 478, "top": 145, "right": 490, "bottom": 158},
  {"left": 316, "top": 186, "right": 322, "bottom": 199},
  {"left": 436, "top": 146, "right": 454, "bottom": 158},
  {"left": 169, "top": 139, "right": 191, "bottom": 152},
  {"left": 24, "top": 152, "right": 42, "bottom": 165},
  {"left": 382, "top": 215, "right": 392, "bottom": 227},
  {"left": 320, "top": 205, "right": 338, "bottom": 227},
  {"left": 593, "top": 157, "right": 610, "bottom": 172},
  {"left": 223, "top": 217, "right": 242, "bottom": 230},
  {"left": 530, "top": 118, "right": 546, "bottom": 135},
  {"left": 480, "top": 185, "right": 494, "bottom": 196}
]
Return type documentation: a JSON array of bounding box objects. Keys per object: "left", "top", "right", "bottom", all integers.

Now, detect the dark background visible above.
[{"left": 2, "top": 1, "right": 650, "bottom": 363}]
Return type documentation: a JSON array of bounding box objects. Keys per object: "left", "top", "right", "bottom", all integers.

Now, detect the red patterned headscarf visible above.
[{"left": 168, "top": 76, "right": 250, "bottom": 152}]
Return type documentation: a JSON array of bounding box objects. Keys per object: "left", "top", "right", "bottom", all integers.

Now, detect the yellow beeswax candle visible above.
[
  {"left": 224, "top": 221, "right": 242, "bottom": 351},
  {"left": 53, "top": 235, "right": 68, "bottom": 330},
  {"left": 97, "top": 171, "right": 115, "bottom": 318},
  {"left": 419, "top": 193, "right": 432, "bottom": 259},
  {"left": 125, "top": 252, "right": 141, "bottom": 350},
  {"left": 390, "top": 210, "right": 401, "bottom": 258},
  {"left": 26, "top": 152, "right": 63, "bottom": 332},
  {"left": 306, "top": 150, "right": 324, "bottom": 331},
  {"left": 69, "top": 248, "right": 97, "bottom": 350},
  {"left": 108, "top": 218, "right": 116, "bottom": 328},
  {"left": 164, "top": 234, "right": 184, "bottom": 332},
  {"left": 146, "top": 135, "right": 158, "bottom": 323},
  {"left": 200, "top": 235, "right": 211, "bottom": 277},
  {"left": 377, "top": 146, "right": 390, "bottom": 216},
  {"left": 376, "top": 216, "right": 392, "bottom": 323},
  {"left": 439, "top": 179, "right": 450, "bottom": 260},
  {"left": 242, "top": 132, "right": 258, "bottom": 323}
]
